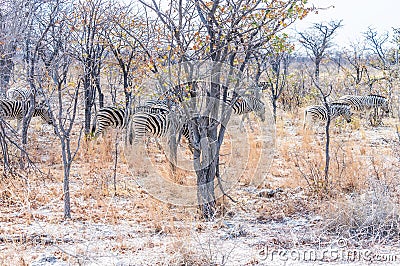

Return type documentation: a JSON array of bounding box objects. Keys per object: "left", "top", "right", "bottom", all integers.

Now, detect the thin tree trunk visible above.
[
  {"left": 61, "top": 138, "right": 71, "bottom": 219},
  {"left": 84, "top": 74, "right": 93, "bottom": 135},
  {"left": 113, "top": 133, "right": 118, "bottom": 196},
  {"left": 324, "top": 114, "right": 330, "bottom": 187},
  {"left": 272, "top": 98, "right": 277, "bottom": 122}
]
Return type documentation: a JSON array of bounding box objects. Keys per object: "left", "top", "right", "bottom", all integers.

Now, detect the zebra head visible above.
[
  {"left": 381, "top": 98, "right": 390, "bottom": 113},
  {"left": 255, "top": 102, "right": 266, "bottom": 122},
  {"left": 340, "top": 104, "right": 352, "bottom": 123},
  {"left": 35, "top": 101, "right": 54, "bottom": 125},
  {"left": 331, "top": 102, "right": 352, "bottom": 123}
]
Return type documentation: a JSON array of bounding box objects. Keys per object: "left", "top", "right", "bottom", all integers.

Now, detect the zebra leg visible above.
[
  {"left": 369, "top": 108, "right": 379, "bottom": 126},
  {"left": 16, "top": 118, "right": 22, "bottom": 132},
  {"left": 240, "top": 113, "right": 252, "bottom": 132},
  {"left": 247, "top": 114, "right": 254, "bottom": 132},
  {"left": 155, "top": 138, "right": 163, "bottom": 150}
]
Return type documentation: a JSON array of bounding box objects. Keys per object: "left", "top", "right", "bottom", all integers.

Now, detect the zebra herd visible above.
[
  {"left": 0, "top": 86, "right": 267, "bottom": 144},
  {"left": 91, "top": 93, "right": 266, "bottom": 147},
  {"left": 303, "top": 94, "right": 389, "bottom": 129},
  {"left": 0, "top": 87, "right": 390, "bottom": 140}
]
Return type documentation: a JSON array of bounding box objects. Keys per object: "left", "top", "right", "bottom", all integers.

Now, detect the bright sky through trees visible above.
[{"left": 290, "top": 0, "right": 399, "bottom": 47}]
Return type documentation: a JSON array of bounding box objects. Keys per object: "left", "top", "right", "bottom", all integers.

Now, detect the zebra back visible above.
[
  {"left": 134, "top": 104, "right": 170, "bottom": 115},
  {"left": 339, "top": 94, "right": 389, "bottom": 113},
  {"left": 130, "top": 111, "right": 171, "bottom": 143},
  {"left": 6, "top": 87, "right": 33, "bottom": 101}
]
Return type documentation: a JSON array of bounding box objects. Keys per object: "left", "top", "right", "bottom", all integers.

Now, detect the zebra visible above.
[
  {"left": 127, "top": 100, "right": 189, "bottom": 145},
  {"left": 227, "top": 93, "right": 266, "bottom": 121},
  {"left": 226, "top": 92, "right": 266, "bottom": 131},
  {"left": 338, "top": 94, "right": 389, "bottom": 113},
  {"left": 303, "top": 102, "right": 352, "bottom": 129},
  {"left": 91, "top": 107, "right": 128, "bottom": 138},
  {"left": 338, "top": 94, "right": 389, "bottom": 125},
  {"left": 91, "top": 104, "right": 171, "bottom": 137},
  {"left": 128, "top": 111, "right": 172, "bottom": 144},
  {"left": 6, "top": 87, "right": 33, "bottom": 101},
  {"left": 0, "top": 99, "right": 53, "bottom": 127},
  {"left": 135, "top": 103, "right": 170, "bottom": 114}
]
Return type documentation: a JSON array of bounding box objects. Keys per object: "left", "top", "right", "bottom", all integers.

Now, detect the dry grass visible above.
[
  {"left": 322, "top": 180, "right": 400, "bottom": 246},
  {"left": 1, "top": 105, "right": 400, "bottom": 264}
]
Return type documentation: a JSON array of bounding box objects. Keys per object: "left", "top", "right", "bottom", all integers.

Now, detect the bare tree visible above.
[
  {"left": 315, "top": 81, "right": 333, "bottom": 189},
  {"left": 298, "top": 20, "right": 342, "bottom": 82},
  {"left": 364, "top": 27, "right": 391, "bottom": 71},
  {"left": 364, "top": 27, "right": 397, "bottom": 119},
  {"left": 16, "top": 1, "right": 61, "bottom": 168},
  {"left": 343, "top": 41, "right": 368, "bottom": 88},
  {"left": 0, "top": 0, "right": 28, "bottom": 94},
  {"left": 139, "top": 0, "right": 311, "bottom": 219},
  {"left": 68, "top": 0, "right": 108, "bottom": 134},
  {"left": 36, "top": 0, "right": 83, "bottom": 219},
  {"left": 102, "top": 2, "right": 147, "bottom": 108},
  {"left": 257, "top": 35, "right": 293, "bottom": 121}
]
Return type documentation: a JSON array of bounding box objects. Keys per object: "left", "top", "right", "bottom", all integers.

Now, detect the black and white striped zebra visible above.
[
  {"left": 227, "top": 92, "right": 265, "bottom": 121},
  {"left": 338, "top": 94, "right": 389, "bottom": 113},
  {"left": 303, "top": 102, "right": 352, "bottom": 129},
  {"left": 225, "top": 92, "right": 266, "bottom": 131},
  {"left": 91, "top": 107, "right": 129, "bottom": 138},
  {"left": 0, "top": 99, "right": 53, "bottom": 126},
  {"left": 6, "top": 87, "right": 33, "bottom": 101},
  {"left": 128, "top": 111, "right": 173, "bottom": 144},
  {"left": 127, "top": 99, "right": 191, "bottom": 145},
  {"left": 91, "top": 104, "right": 171, "bottom": 137},
  {"left": 227, "top": 93, "right": 266, "bottom": 122}
]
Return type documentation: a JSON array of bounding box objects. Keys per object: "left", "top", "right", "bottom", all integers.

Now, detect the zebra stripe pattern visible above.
[
  {"left": 179, "top": 122, "right": 193, "bottom": 147},
  {"left": 0, "top": 99, "right": 53, "bottom": 125},
  {"left": 91, "top": 103, "right": 171, "bottom": 137},
  {"left": 303, "top": 102, "right": 352, "bottom": 128},
  {"left": 135, "top": 104, "right": 170, "bottom": 115},
  {"left": 227, "top": 94, "right": 266, "bottom": 121},
  {"left": 129, "top": 111, "right": 172, "bottom": 144},
  {"left": 338, "top": 94, "right": 389, "bottom": 113},
  {"left": 6, "top": 87, "right": 33, "bottom": 101},
  {"left": 91, "top": 107, "right": 128, "bottom": 137}
]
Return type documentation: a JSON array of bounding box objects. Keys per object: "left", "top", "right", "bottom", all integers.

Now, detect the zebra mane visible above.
[
  {"left": 368, "top": 94, "right": 386, "bottom": 99},
  {"left": 330, "top": 102, "right": 350, "bottom": 107}
]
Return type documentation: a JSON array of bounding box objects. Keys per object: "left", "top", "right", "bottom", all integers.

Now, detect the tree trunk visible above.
[
  {"left": 0, "top": 122, "right": 9, "bottom": 171},
  {"left": 61, "top": 137, "right": 71, "bottom": 219},
  {"left": 84, "top": 73, "right": 94, "bottom": 135},
  {"left": 123, "top": 72, "right": 132, "bottom": 109},
  {"left": 97, "top": 86, "right": 104, "bottom": 108},
  {"left": 315, "top": 59, "right": 321, "bottom": 83},
  {"left": 324, "top": 114, "right": 330, "bottom": 187},
  {"left": 0, "top": 57, "right": 14, "bottom": 95},
  {"left": 168, "top": 121, "right": 178, "bottom": 175},
  {"left": 272, "top": 97, "right": 277, "bottom": 122}
]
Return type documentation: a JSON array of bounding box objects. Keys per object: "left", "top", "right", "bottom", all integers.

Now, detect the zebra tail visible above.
[
  {"left": 303, "top": 109, "right": 308, "bottom": 129},
  {"left": 91, "top": 114, "right": 97, "bottom": 137}
]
